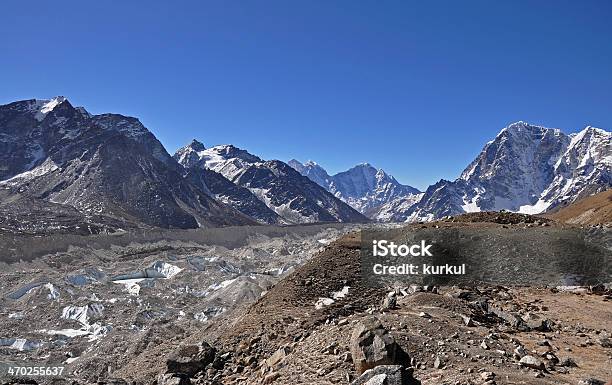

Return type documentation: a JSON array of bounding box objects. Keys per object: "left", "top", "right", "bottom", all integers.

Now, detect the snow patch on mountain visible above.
[
  {"left": 0, "top": 158, "right": 59, "bottom": 185},
  {"left": 31, "top": 96, "right": 67, "bottom": 122}
]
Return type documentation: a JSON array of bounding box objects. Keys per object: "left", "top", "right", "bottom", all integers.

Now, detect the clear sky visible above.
[{"left": 1, "top": 1, "right": 611, "bottom": 189}]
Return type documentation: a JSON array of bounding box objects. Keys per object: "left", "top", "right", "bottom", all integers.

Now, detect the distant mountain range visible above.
[
  {"left": 287, "top": 160, "right": 422, "bottom": 221},
  {"left": 0, "top": 97, "right": 609, "bottom": 233},
  {"left": 290, "top": 122, "right": 610, "bottom": 222},
  {"left": 174, "top": 141, "right": 366, "bottom": 224}
]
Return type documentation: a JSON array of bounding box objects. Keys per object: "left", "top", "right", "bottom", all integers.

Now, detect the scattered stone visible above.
[
  {"left": 266, "top": 346, "right": 289, "bottom": 367},
  {"left": 317, "top": 367, "right": 329, "bottom": 376},
  {"left": 166, "top": 342, "right": 216, "bottom": 377},
  {"left": 578, "top": 379, "right": 605, "bottom": 385},
  {"left": 480, "top": 341, "right": 489, "bottom": 350},
  {"left": 480, "top": 371, "right": 495, "bottom": 381},
  {"left": 262, "top": 372, "right": 280, "bottom": 384},
  {"left": 156, "top": 372, "right": 191, "bottom": 385},
  {"left": 381, "top": 295, "right": 398, "bottom": 310},
  {"left": 461, "top": 314, "right": 475, "bottom": 327},
  {"left": 418, "top": 312, "right": 431, "bottom": 319},
  {"left": 321, "top": 342, "right": 338, "bottom": 354},
  {"left": 513, "top": 345, "right": 527, "bottom": 358},
  {"left": 519, "top": 355, "right": 545, "bottom": 370},
  {"left": 349, "top": 365, "right": 421, "bottom": 385},
  {"left": 433, "top": 356, "right": 444, "bottom": 369},
  {"left": 350, "top": 317, "right": 410, "bottom": 374},
  {"left": 559, "top": 357, "right": 578, "bottom": 367}
]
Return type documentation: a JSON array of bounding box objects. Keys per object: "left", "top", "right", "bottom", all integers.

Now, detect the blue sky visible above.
[{"left": 1, "top": 1, "right": 611, "bottom": 189}]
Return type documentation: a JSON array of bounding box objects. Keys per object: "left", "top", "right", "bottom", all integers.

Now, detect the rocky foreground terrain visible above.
[{"left": 1, "top": 214, "right": 610, "bottom": 385}]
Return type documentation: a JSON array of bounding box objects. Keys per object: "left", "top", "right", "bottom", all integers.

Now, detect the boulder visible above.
[
  {"left": 266, "top": 346, "right": 289, "bottom": 367},
  {"left": 350, "top": 317, "right": 410, "bottom": 374},
  {"left": 519, "top": 355, "right": 545, "bottom": 370},
  {"left": 262, "top": 372, "right": 280, "bottom": 384},
  {"left": 381, "top": 295, "right": 397, "bottom": 310},
  {"left": 157, "top": 372, "right": 191, "bottom": 385},
  {"left": 166, "top": 341, "right": 216, "bottom": 376},
  {"left": 350, "top": 365, "right": 420, "bottom": 385},
  {"left": 578, "top": 379, "right": 605, "bottom": 385}
]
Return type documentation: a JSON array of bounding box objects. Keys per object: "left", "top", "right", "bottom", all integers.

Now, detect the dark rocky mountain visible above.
[
  {"left": 0, "top": 97, "right": 254, "bottom": 233},
  {"left": 288, "top": 160, "right": 422, "bottom": 221},
  {"left": 175, "top": 142, "right": 368, "bottom": 224},
  {"left": 399, "top": 122, "right": 611, "bottom": 222},
  {"left": 185, "top": 166, "right": 283, "bottom": 225}
]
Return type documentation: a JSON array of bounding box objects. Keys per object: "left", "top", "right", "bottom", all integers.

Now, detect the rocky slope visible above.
[
  {"left": 0, "top": 98, "right": 254, "bottom": 232},
  {"left": 288, "top": 160, "right": 422, "bottom": 221},
  {"left": 400, "top": 122, "right": 611, "bottom": 222},
  {"left": 175, "top": 142, "right": 368, "bottom": 224},
  {"left": 108, "top": 219, "right": 610, "bottom": 385}
]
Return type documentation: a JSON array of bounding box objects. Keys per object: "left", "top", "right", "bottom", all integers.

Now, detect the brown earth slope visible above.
[{"left": 546, "top": 189, "right": 612, "bottom": 225}]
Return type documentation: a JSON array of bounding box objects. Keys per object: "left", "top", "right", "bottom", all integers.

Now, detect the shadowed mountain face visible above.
[
  {"left": 175, "top": 143, "right": 368, "bottom": 224},
  {"left": 0, "top": 97, "right": 253, "bottom": 233}
]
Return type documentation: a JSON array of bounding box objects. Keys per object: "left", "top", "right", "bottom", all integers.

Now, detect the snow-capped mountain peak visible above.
[
  {"left": 288, "top": 159, "right": 332, "bottom": 188},
  {"left": 30, "top": 96, "right": 67, "bottom": 122},
  {"left": 189, "top": 139, "right": 206, "bottom": 152},
  {"left": 289, "top": 159, "right": 421, "bottom": 220},
  {"left": 402, "top": 122, "right": 610, "bottom": 221}
]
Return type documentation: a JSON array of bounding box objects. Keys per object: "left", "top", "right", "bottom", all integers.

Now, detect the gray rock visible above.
[
  {"left": 559, "top": 357, "right": 578, "bottom": 367},
  {"left": 381, "top": 295, "right": 398, "bottom": 310},
  {"left": 599, "top": 337, "right": 612, "bottom": 348},
  {"left": 350, "top": 365, "right": 420, "bottom": 385},
  {"left": 433, "top": 356, "right": 444, "bottom": 369},
  {"left": 350, "top": 317, "right": 410, "bottom": 374},
  {"left": 166, "top": 341, "right": 216, "bottom": 376},
  {"left": 519, "top": 355, "right": 545, "bottom": 370},
  {"left": 578, "top": 379, "right": 605, "bottom": 385},
  {"left": 480, "top": 371, "right": 495, "bottom": 381},
  {"left": 266, "top": 346, "right": 289, "bottom": 367},
  {"left": 157, "top": 373, "right": 191, "bottom": 385}
]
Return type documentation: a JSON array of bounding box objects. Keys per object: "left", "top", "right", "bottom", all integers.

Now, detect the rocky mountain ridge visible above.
[
  {"left": 291, "top": 122, "right": 610, "bottom": 222},
  {"left": 1, "top": 97, "right": 609, "bottom": 231},
  {"left": 174, "top": 142, "right": 368, "bottom": 224},
  {"left": 0, "top": 97, "right": 254, "bottom": 233},
  {"left": 401, "top": 122, "right": 611, "bottom": 222},
  {"left": 287, "top": 160, "right": 423, "bottom": 221}
]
